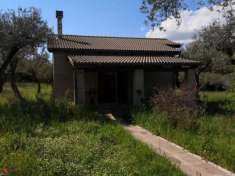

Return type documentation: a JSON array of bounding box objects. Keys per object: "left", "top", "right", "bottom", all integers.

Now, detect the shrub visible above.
[
  {"left": 200, "top": 72, "right": 229, "bottom": 91},
  {"left": 151, "top": 87, "right": 203, "bottom": 130}
]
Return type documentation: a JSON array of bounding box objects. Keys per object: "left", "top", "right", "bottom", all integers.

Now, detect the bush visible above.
[
  {"left": 151, "top": 87, "right": 203, "bottom": 130},
  {"left": 200, "top": 72, "right": 229, "bottom": 91}
]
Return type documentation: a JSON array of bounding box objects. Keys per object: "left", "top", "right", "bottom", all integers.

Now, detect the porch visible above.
[
  {"left": 72, "top": 67, "right": 198, "bottom": 107},
  {"left": 73, "top": 69, "right": 132, "bottom": 106},
  {"left": 68, "top": 55, "right": 199, "bottom": 107}
]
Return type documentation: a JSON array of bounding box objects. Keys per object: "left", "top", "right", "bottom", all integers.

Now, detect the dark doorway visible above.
[
  {"left": 117, "top": 71, "right": 129, "bottom": 104},
  {"left": 98, "top": 72, "right": 116, "bottom": 103},
  {"left": 98, "top": 71, "right": 130, "bottom": 104}
]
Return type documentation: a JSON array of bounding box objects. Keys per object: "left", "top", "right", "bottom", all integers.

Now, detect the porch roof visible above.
[{"left": 68, "top": 55, "right": 200, "bottom": 66}]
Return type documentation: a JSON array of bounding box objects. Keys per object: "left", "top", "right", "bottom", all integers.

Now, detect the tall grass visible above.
[
  {"left": 0, "top": 83, "right": 184, "bottom": 176},
  {"left": 133, "top": 91, "right": 235, "bottom": 172}
]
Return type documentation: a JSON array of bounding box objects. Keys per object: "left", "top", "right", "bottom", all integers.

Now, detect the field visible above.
[
  {"left": 133, "top": 91, "right": 235, "bottom": 172},
  {"left": 0, "top": 83, "right": 51, "bottom": 105},
  {"left": 0, "top": 83, "right": 184, "bottom": 176}
]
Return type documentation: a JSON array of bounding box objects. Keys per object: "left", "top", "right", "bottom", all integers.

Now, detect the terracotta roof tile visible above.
[
  {"left": 68, "top": 55, "right": 199, "bottom": 66},
  {"left": 48, "top": 34, "right": 181, "bottom": 52}
]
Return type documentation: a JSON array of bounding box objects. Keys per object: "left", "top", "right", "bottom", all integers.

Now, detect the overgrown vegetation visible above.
[
  {"left": 133, "top": 91, "right": 235, "bottom": 172},
  {"left": 150, "top": 87, "right": 202, "bottom": 130},
  {"left": 183, "top": 18, "right": 235, "bottom": 91},
  {"left": 0, "top": 83, "right": 184, "bottom": 176}
]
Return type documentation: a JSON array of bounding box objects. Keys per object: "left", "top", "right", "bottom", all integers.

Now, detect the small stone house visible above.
[{"left": 47, "top": 11, "right": 199, "bottom": 107}]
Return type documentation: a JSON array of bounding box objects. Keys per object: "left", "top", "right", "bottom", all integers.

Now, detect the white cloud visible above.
[{"left": 146, "top": 5, "right": 233, "bottom": 45}]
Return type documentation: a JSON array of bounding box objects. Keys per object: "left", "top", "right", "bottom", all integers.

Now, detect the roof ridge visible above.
[{"left": 49, "top": 33, "right": 174, "bottom": 41}]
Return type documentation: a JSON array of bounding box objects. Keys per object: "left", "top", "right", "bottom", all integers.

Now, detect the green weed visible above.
[{"left": 0, "top": 83, "right": 184, "bottom": 176}]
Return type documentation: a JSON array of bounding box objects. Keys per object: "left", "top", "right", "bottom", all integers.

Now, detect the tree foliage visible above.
[
  {"left": 183, "top": 17, "right": 235, "bottom": 90},
  {"left": 17, "top": 48, "right": 52, "bottom": 94},
  {"left": 141, "top": 0, "right": 235, "bottom": 27},
  {"left": 0, "top": 7, "right": 51, "bottom": 99},
  {"left": 184, "top": 18, "right": 235, "bottom": 73}
]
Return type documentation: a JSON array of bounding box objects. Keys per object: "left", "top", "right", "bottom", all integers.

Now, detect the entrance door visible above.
[
  {"left": 98, "top": 72, "right": 116, "bottom": 103},
  {"left": 117, "top": 71, "right": 129, "bottom": 104}
]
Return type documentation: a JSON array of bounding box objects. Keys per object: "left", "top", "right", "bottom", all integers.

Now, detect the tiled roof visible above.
[
  {"left": 48, "top": 34, "right": 181, "bottom": 52},
  {"left": 68, "top": 55, "right": 199, "bottom": 66}
]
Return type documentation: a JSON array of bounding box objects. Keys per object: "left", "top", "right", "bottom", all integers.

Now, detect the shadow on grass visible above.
[
  {"left": 0, "top": 98, "right": 111, "bottom": 134},
  {"left": 205, "top": 99, "right": 235, "bottom": 116}
]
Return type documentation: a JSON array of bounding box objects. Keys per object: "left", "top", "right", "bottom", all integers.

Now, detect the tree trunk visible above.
[
  {"left": 0, "top": 47, "right": 19, "bottom": 94},
  {"left": 10, "top": 60, "right": 24, "bottom": 102},
  {"left": 10, "top": 77, "right": 24, "bottom": 101},
  {"left": 0, "top": 76, "right": 6, "bottom": 93},
  {"left": 0, "top": 46, "right": 19, "bottom": 75},
  {"left": 36, "top": 77, "right": 41, "bottom": 94},
  {"left": 31, "top": 71, "right": 41, "bottom": 95}
]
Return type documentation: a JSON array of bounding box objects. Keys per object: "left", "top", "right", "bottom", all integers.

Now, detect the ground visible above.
[
  {"left": 0, "top": 83, "right": 184, "bottom": 176},
  {"left": 133, "top": 91, "right": 235, "bottom": 172}
]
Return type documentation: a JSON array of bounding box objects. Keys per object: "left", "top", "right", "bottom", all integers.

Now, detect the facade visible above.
[{"left": 47, "top": 11, "right": 199, "bottom": 107}]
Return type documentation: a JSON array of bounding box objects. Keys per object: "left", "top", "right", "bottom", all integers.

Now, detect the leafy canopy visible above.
[
  {"left": 183, "top": 17, "right": 235, "bottom": 73},
  {"left": 0, "top": 7, "right": 51, "bottom": 96},
  {"left": 141, "top": 0, "right": 235, "bottom": 27},
  {"left": 0, "top": 7, "right": 50, "bottom": 52}
]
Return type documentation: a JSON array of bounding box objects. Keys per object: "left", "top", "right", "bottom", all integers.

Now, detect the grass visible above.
[
  {"left": 133, "top": 91, "right": 235, "bottom": 172},
  {"left": 0, "top": 83, "right": 51, "bottom": 105},
  {"left": 0, "top": 83, "right": 184, "bottom": 176}
]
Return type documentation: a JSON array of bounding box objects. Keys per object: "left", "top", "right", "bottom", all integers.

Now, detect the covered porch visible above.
[{"left": 68, "top": 55, "right": 200, "bottom": 107}]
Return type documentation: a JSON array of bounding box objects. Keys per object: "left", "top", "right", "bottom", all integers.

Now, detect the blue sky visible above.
[
  {"left": 0, "top": 0, "right": 150, "bottom": 37},
  {"left": 1, "top": 0, "right": 227, "bottom": 44}
]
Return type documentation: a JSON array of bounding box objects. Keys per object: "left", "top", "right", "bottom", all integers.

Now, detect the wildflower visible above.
[{"left": 1, "top": 167, "right": 9, "bottom": 175}]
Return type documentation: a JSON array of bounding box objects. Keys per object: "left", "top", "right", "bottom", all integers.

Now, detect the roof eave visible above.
[
  {"left": 73, "top": 64, "right": 199, "bottom": 70},
  {"left": 47, "top": 48, "right": 181, "bottom": 55}
]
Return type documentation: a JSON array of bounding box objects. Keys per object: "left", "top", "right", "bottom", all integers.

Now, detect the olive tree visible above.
[
  {"left": 183, "top": 18, "right": 235, "bottom": 90},
  {"left": 0, "top": 7, "right": 51, "bottom": 100},
  {"left": 17, "top": 48, "right": 52, "bottom": 94},
  {"left": 141, "top": 0, "right": 234, "bottom": 27},
  {"left": 184, "top": 18, "right": 235, "bottom": 71}
]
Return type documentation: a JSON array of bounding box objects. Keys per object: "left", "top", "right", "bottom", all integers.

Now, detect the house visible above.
[{"left": 47, "top": 11, "right": 199, "bottom": 107}]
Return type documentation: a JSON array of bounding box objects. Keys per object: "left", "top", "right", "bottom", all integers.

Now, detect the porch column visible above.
[
  {"left": 77, "top": 69, "right": 86, "bottom": 105},
  {"left": 73, "top": 69, "right": 78, "bottom": 104},
  {"left": 185, "top": 69, "right": 197, "bottom": 89},
  {"left": 133, "top": 69, "right": 144, "bottom": 106}
]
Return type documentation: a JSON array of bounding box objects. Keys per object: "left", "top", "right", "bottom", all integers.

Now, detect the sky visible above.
[
  {"left": 0, "top": 0, "right": 149, "bottom": 37},
  {"left": 146, "top": 4, "right": 231, "bottom": 44},
  {"left": 0, "top": 0, "right": 230, "bottom": 45}
]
